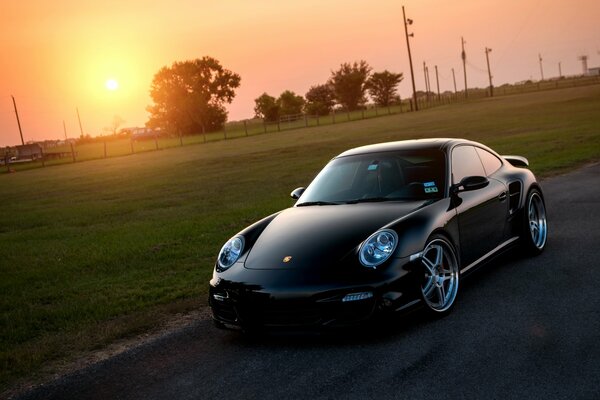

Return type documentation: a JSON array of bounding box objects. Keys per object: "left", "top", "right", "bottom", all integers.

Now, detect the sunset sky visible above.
[{"left": 0, "top": 0, "right": 598, "bottom": 146}]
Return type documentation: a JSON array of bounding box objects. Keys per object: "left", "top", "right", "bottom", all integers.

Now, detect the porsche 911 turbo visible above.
[{"left": 209, "top": 138, "right": 548, "bottom": 331}]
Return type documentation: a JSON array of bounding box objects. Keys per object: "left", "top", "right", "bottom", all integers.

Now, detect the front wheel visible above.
[
  {"left": 522, "top": 189, "right": 548, "bottom": 255},
  {"left": 419, "top": 236, "right": 460, "bottom": 315}
]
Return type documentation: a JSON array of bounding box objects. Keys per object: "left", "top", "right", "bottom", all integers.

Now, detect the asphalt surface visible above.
[{"left": 15, "top": 164, "right": 600, "bottom": 400}]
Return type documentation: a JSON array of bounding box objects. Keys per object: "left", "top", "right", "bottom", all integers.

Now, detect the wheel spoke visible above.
[
  {"left": 434, "top": 245, "right": 444, "bottom": 267},
  {"left": 421, "top": 257, "right": 436, "bottom": 276},
  {"left": 529, "top": 202, "right": 535, "bottom": 220},
  {"left": 436, "top": 285, "right": 446, "bottom": 306},
  {"left": 423, "top": 280, "right": 436, "bottom": 298}
]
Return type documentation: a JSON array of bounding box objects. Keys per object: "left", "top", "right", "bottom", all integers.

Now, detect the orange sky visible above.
[{"left": 1, "top": 0, "right": 598, "bottom": 146}]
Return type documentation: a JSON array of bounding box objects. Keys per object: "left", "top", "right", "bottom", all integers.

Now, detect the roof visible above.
[{"left": 336, "top": 138, "right": 479, "bottom": 158}]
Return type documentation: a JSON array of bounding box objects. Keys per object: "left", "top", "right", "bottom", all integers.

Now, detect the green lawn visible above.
[{"left": 1, "top": 84, "right": 600, "bottom": 390}]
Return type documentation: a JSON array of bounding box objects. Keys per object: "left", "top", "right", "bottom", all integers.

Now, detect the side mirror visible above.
[
  {"left": 290, "top": 187, "right": 306, "bottom": 200},
  {"left": 452, "top": 176, "right": 489, "bottom": 194}
]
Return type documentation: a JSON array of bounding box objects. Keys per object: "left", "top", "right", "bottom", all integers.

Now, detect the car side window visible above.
[
  {"left": 451, "top": 145, "right": 486, "bottom": 184},
  {"left": 475, "top": 147, "right": 502, "bottom": 176}
]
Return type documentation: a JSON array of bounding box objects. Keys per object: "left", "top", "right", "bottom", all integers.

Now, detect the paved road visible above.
[{"left": 16, "top": 164, "right": 600, "bottom": 400}]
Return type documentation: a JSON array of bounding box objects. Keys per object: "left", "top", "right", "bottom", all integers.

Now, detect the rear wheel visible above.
[
  {"left": 419, "top": 236, "right": 460, "bottom": 315},
  {"left": 522, "top": 189, "right": 548, "bottom": 255}
]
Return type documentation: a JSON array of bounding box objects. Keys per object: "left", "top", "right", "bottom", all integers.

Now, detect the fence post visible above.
[
  {"left": 70, "top": 142, "right": 76, "bottom": 162},
  {"left": 387, "top": 106, "right": 391, "bottom": 114},
  {"left": 40, "top": 147, "right": 45, "bottom": 167},
  {"left": 277, "top": 118, "right": 281, "bottom": 132},
  {"left": 304, "top": 114, "right": 308, "bottom": 128},
  {"left": 103, "top": 141, "right": 107, "bottom": 158},
  {"left": 332, "top": 112, "right": 336, "bottom": 124},
  {"left": 375, "top": 106, "right": 378, "bottom": 116},
  {"left": 154, "top": 134, "right": 159, "bottom": 150},
  {"left": 130, "top": 139, "right": 134, "bottom": 154},
  {"left": 244, "top": 120, "right": 248, "bottom": 136}
]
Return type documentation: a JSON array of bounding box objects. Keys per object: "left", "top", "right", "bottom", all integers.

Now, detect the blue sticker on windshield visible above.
[
  {"left": 367, "top": 163, "right": 378, "bottom": 171},
  {"left": 424, "top": 181, "right": 438, "bottom": 193}
]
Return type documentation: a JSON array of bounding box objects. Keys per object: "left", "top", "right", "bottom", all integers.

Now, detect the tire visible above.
[
  {"left": 522, "top": 189, "right": 548, "bottom": 255},
  {"left": 418, "top": 235, "right": 460, "bottom": 315}
]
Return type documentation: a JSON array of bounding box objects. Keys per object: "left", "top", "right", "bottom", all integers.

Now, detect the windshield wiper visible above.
[
  {"left": 345, "top": 197, "right": 390, "bottom": 204},
  {"left": 296, "top": 201, "right": 341, "bottom": 207}
]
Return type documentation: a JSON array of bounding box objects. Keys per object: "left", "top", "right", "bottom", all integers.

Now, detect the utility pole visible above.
[
  {"left": 425, "top": 67, "right": 431, "bottom": 101},
  {"left": 461, "top": 37, "right": 468, "bottom": 98},
  {"left": 538, "top": 54, "right": 544, "bottom": 80},
  {"left": 76, "top": 107, "right": 84, "bottom": 137},
  {"left": 63, "top": 120, "right": 68, "bottom": 140},
  {"left": 578, "top": 55, "right": 588, "bottom": 75},
  {"left": 434, "top": 65, "right": 440, "bottom": 100},
  {"left": 423, "top": 62, "right": 428, "bottom": 92},
  {"left": 485, "top": 47, "right": 494, "bottom": 97},
  {"left": 558, "top": 62, "right": 562, "bottom": 78},
  {"left": 402, "top": 6, "right": 418, "bottom": 111},
  {"left": 11, "top": 95, "right": 25, "bottom": 145},
  {"left": 452, "top": 68, "right": 457, "bottom": 93}
]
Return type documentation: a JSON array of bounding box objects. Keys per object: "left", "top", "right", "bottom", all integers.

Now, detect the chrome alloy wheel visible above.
[
  {"left": 420, "top": 238, "right": 459, "bottom": 313},
  {"left": 528, "top": 192, "right": 547, "bottom": 250}
]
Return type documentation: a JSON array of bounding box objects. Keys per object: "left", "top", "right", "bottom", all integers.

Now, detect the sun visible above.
[{"left": 105, "top": 79, "right": 119, "bottom": 91}]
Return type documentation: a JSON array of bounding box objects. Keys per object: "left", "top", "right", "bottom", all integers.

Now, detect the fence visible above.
[{"left": 3, "top": 74, "right": 600, "bottom": 173}]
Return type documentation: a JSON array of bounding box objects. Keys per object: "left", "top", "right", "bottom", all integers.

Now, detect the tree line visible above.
[{"left": 146, "top": 56, "right": 403, "bottom": 135}]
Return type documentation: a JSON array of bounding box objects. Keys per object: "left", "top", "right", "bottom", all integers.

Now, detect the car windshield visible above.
[{"left": 297, "top": 149, "right": 446, "bottom": 205}]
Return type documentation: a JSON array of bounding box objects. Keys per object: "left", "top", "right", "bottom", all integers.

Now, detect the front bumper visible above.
[{"left": 208, "top": 257, "right": 421, "bottom": 330}]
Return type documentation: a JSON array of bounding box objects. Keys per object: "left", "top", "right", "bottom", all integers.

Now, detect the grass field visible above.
[{"left": 1, "top": 84, "right": 600, "bottom": 391}]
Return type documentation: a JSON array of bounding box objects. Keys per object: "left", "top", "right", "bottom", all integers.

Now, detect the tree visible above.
[
  {"left": 254, "top": 93, "right": 280, "bottom": 122},
  {"left": 328, "top": 60, "right": 372, "bottom": 111},
  {"left": 146, "top": 57, "right": 241, "bottom": 135},
  {"left": 367, "top": 70, "right": 404, "bottom": 107},
  {"left": 277, "top": 90, "right": 304, "bottom": 116},
  {"left": 304, "top": 84, "right": 335, "bottom": 116},
  {"left": 104, "top": 115, "right": 125, "bottom": 135}
]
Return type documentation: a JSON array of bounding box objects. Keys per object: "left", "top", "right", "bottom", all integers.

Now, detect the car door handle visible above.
[{"left": 498, "top": 191, "right": 507, "bottom": 202}]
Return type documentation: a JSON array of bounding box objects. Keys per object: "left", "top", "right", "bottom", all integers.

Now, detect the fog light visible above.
[
  {"left": 342, "top": 292, "right": 373, "bottom": 302},
  {"left": 213, "top": 292, "right": 228, "bottom": 302}
]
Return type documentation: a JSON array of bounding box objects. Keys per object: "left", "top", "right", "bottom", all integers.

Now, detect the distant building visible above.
[
  {"left": 16, "top": 143, "right": 42, "bottom": 160},
  {"left": 587, "top": 67, "right": 600, "bottom": 76}
]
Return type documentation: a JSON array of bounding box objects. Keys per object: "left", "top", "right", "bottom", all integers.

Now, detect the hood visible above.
[{"left": 244, "top": 201, "right": 427, "bottom": 270}]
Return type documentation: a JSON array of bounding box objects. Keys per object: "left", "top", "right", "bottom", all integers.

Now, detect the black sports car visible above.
[{"left": 209, "top": 138, "right": 548, "bottom": 331}]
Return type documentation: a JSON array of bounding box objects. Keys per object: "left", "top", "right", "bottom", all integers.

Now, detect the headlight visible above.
[
  {"left": 359, "top": 229, "right": 398, "bottom": 268},
  {"left": 217, "top": 236, "right": 244, "bottom": 270}
]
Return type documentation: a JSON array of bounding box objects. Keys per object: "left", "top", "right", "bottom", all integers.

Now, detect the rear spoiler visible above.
[{"left": 502, "top": 155, "right": 529, "bottom": 167}]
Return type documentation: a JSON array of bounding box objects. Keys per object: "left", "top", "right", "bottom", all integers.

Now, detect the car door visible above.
[{"left": 451, "top": 145, "right": 508, "bottom": 267}]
